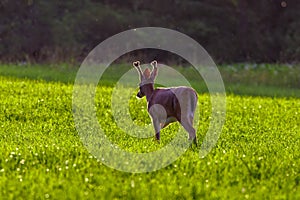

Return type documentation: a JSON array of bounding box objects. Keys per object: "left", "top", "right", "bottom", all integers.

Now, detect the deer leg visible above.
[
  {"left": 161, "top": 117, "right": 177, "bottom": 129},
  {"left": 152, "top": 119, "right": 161, "bottom": 141},
  {"left": 181, "top": 117, "right": 197, "bottom": 146},
  {"left": 149, "top": 104, "right": 168, "bottom": 142},
  {"left": 149, "top": 104, "right": 167, "bottom": 141}
]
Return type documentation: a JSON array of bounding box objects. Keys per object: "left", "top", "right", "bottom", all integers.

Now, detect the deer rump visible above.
[{"left": 148, "top": 86, "right": 198, "bottom": 129}]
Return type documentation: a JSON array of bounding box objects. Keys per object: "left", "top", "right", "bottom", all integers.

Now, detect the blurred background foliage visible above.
[{"left": 0, "top": 0, "right": 299, "bottom": 64}]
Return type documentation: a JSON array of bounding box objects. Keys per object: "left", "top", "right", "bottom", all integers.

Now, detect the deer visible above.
[{"left": 133, "top": 60, "right": 198, "bottom": 146}]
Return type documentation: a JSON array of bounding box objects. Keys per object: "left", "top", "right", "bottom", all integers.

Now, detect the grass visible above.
[
  {"left": 0, "top": 63, "right": 299, "bottom": 199},
  {"left": 1, "top": 63, "right": 299, "bottom": 97},
  {"left": 0, "top": 63, "right": 77, "bottom": 83}
]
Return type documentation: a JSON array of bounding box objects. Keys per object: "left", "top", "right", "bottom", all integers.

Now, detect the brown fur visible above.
[{"left": 134, "top": 61, "right": 198, "bottom": 145}]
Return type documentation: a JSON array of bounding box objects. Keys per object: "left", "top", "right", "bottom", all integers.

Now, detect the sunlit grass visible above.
[{"left": 0, "top": 72, "right": 299, "bottom": 199}]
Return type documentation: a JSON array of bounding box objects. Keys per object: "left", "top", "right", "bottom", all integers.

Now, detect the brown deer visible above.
[{"left": 133, "top": 60, "right": 198, "bottom": 145}]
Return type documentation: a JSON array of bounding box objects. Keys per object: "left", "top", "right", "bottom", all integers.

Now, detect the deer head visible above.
[{"left": 133, "top": 60, "right": 158, "bottom": 99}]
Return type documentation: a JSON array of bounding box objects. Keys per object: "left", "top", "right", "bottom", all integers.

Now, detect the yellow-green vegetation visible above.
[{"left": 0, "top": 64, "right": 299, "bottom": 199}]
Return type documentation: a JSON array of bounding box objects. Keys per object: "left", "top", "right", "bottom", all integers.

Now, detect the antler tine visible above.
[
  {"left": 151, "top": 60, "right": 157, "bottom": 68},
  {"left": 150, "top": 60, "right": 158, "bottom": 80},
  {"left": 133, "top": 61, "right": 143, "bottom": 81}
]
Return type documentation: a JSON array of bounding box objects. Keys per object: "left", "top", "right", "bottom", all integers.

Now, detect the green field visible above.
[{"left": 0, "top": 64, "right": 299, "bottom": 199}]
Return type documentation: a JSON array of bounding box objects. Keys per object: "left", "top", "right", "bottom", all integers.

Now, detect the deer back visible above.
[{"left": 148, "top": 86, "right": 197, "bottom": 122}]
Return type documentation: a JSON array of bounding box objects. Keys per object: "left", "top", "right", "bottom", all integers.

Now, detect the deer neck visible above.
[{"left": 143, "top": 83, "right": 154, "bottom": 102}]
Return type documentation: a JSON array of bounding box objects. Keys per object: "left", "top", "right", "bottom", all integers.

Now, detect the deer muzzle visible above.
[{"left": 137, "top": 91, "right": 143, "bottom": 98}]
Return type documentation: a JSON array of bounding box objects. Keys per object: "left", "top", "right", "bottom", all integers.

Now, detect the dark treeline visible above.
[{"left": 0, "top": 0, "right": 299, "bottom": 64}]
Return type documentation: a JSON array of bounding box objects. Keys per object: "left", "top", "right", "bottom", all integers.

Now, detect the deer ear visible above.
[{"left": 143, "top": 68, "right": 151, "bottom": 79}]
